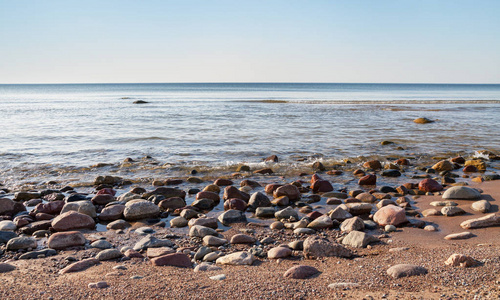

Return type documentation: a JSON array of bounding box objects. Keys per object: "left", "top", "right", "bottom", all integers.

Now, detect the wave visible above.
[{"left": 235, "top": 99, "right": 500, "bottom": 105}]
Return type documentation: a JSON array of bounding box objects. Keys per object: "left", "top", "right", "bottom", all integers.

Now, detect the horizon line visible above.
[{"left": 1, "top": 81, "right": 500, "bottom": 85}]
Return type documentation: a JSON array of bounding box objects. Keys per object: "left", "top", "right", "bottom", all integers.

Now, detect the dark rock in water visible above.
[
  {"left": 158, "top": 197, "right": 186, "bottom": 210},
  {"left": 143, "top": 187, "right": 186, "bottom": 200},
  {"left": 192, "top": 198, "right": 215, "bottom": 210},
  {"left": 223, "top": 186, "right": 250, "bottom": 202},
  {"left": 265, "top": 155, "right": 279, "bottom": 162},
  {"left": 254, "top": 168, "right": 274, "bottom": 175},
  {"left": 358, "top": 174, "right": 376, "bottom": 185},
  {"left": 418, "top": 178, "right": 443, "bottom": 192},
  {"left": 214, "top": 178, "right": 233, "bottom": 186},
  {"left": 19, "top": 220, "right": 52, "bottom": 235},
  {"left": 164, "top": 179, "right": 183, "bottom": 185},
  {"left": 413, "top": 117, "right": 434, "bottom": 124},
  {"left": 483, "top": 174, "right": 500, "bottom": 181},
  {"left": 6, "top": 236, "right": 37, "bottom": 251},
  {"left": 247, "top": 192, "right": 271, "bottom": 211},
  {"left": 218, "top": 209, "right": 247, "bottom": 225},
  {"left": 91, "top": 194, "right": 115, "bottom": 206},
  {"left": 363, "top": 160, "right": 382, "bottom": 170},
  {"left": 65, "top": 193, "right": 89, "bottom": 203},
  {"left": 312, "top": 161, "right": 326, "bottom": 171},
  {"left": 13, "top": 192, "right": 41, "bottom": 202},
  {"left": 240, "top": 179, "right": 261, "bottom": 188},
  {"left": 0, "top": 198, "right": 26, "bottom": 216},
  {"left": 133, "top": 100, "right": 149, "bottom": 104},
  {"left": 382, "top": 170, "right": 401, "bottom": 177},
  {"left": 223, "top": 199, "right": 247, "bottom": 211},
  {"left": 273, "top": 184, "right": 301, "bottom": 201},
  {"left": 380, "top": 186, "right": 397, "bottom": 193},
  {"left": 0, "top": 231, "right": 17, "bottom": 244},
  {"left": 236, "top": 165, "right": 251, "bottom": 172},
  {"left": 311, "top": 180, "right": 334, "bottom": 193},
  {"left": 19, "top": 249, "right": 57, "bottom": 259},
  {"left": 33, "top": 200, "right": 65, "bottom": 215}
]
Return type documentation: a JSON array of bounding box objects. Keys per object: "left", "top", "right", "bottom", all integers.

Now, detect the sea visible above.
[{"left": 1, "top": 83, "right": 500, "bottom": 187}]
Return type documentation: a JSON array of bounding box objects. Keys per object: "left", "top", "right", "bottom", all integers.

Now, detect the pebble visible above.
[
  {"left": 328, "top": 282, "right": 360, "bottom": 289},
  {"left": 209, "top": 274, "right": 226, "bottom": 280},
  {"left": 88, "top": 281, "right": 108, "bottom": 289},
  {"left": 424, "top": 225, "right": 437, "bottom": 231}
]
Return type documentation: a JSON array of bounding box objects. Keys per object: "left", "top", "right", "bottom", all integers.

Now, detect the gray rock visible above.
[
  {"left": 6, "top": 236, "right": 37, "bottom": 251},
  {"left": 203, "top": 252, "right": 219, "bottom": 262},
  {"left": 170, "top": 216, "right": 189, "bottom": 228},
  {"left": 91, "top": 240, "right": 113, "bottom": 249},
  {"left": 60, "top": 200, "right": 97, "bottom": 218},
  {"left": 0, "top": 231, "right": 18, "bottom": 244},
  {"left": 216, "top": 251, "right": 256, "bottom": 265},
  {"left": 123, "top": 199, "right": 160, "bottom": 221},
  {"left": 307, "top": 215, "right": 334, "bottom": 229},
  {"left": 0, "top": 221, "right": 16, "bottom": 231},
  {"left": 441, "top": 206, "right": 466, "bottom": 216},
  {"left": 387, "top": 264, "right": 428, "bottom": 278},
  {"left": 442, "top": 186, "right": 481, "bottom": 200},
  {"left": 189, "top": 225, "right": 218, "bottom": 238},
  {"left": 471, "top": 200, "right": 491, "bottom": 213},
  {"left": 430, "top": 201, "right": 457, "bottom": 207},
  {"left": 340, "top": 217, "right": 365, "bottom": 233},
  {"left": 203, "top": 235, "right": 228, "bottom": 247},
  {"left": 328, "top": 206, "right": 352, "bottom": 221},
  {"left": 134, "top": 227, "right": 155, "bottom": 235},
  {"left": 106, "top": 219, "right": 130, "bottom": 230},
  {"left": 96, "top": 249, "right": 123, "bottom": 261},
  {"left": 341, "top": 230, "right": 379, "bottom": 248},
  {"left": 275, "top": 207, "right": 298, "bottom": 221},
  {"left": 293, "top": 228, "right": 316, "bottom": 235},
  {"left": 209, "top": 274, "right": 226, "bottom": 280},
  {"left": 247, "top": 192, "right": 271, "bottom": 210},
  {"left": 193, "top": 262, "right": 222, "bottom": 272},
  {"left": 218, "top": 210, "right": 247, "bottom": 225},
  {"left": 0, "top": 263, "right": 16, "bottom": 273},
  {"left": 194, "top": 246, "right": 213, "bottom": 261},
  {"left": 133, "top": 235, "right": 174, "bottom": 251},
  {"left": 19, "top": 249, "right": 57, "bottom": 259},
  {"left": 255, "top": 207, "right": 276, "bottom": 218},
  {"left": 303, "top": 236, "right": 352, "bottom": 259},
  {"left": 188, "top": 217, "right": 218, "bottom": 229}
]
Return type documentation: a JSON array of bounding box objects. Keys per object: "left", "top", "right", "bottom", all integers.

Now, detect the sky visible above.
[{"left": 0, "top": 0, "right": 499, "bottom": 84}]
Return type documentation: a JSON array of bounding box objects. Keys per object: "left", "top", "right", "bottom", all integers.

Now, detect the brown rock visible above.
[
  {"left": 254, "top": 168, "right": 274, "bottom": 175},
  {"left": 33, "top": 200, "right": 65, "bottom": 215},
  {"left": 264, "top": 184, "right": 282, "bottom": 194},
  {"left": 303, "top": 236, "right": 352, "bottom": 259},
  {"left": 158, "top": 197, "right": 186, "bottom": 210},
  {"left": 355, "top": 192, "right": 376, "bottom": 203},
  {"left": 51, "top": 211, "right": 95, "bottom": 232},
  {"left": 98, "top": 204, "right": 125, "bottom": 221},
  {"left": 418, "top": 179, "right": 443, "bottom": 192},
  {"left": 358, "top": 174, "right": 376, "bottom": 186},
  {"left": 196, "top": 191, "right": 220, "bottom": 203},
  {"left": 214, "top": 178, "right": 233, "bottom": 186},
  {"left": 283, "top": 265, "right": 319, "bottom": 279},
  {"left": 311, "top": 180, "right": 334, "bottom": 193},
  {"left": 444, "top": 253, "right": 479, "bottom": 267},
  {"left": 230, "top": 234, "right": 256, "bottom": 244},
  {"left": 224, "top": 198, "right": 247, "bottom": 211},
  {"left": 432, "top": 160, "right": 454, "bottom": 172},
  {"left": 59, "top": 258, "right": 100, "bottom": 274},
  {"left": 363, "top": 160, "right": 382, "bottom": 170},
  {"left": 273, "top": 185, "right": 301, "bottom": 201},
  {"left": 151, "top": 253, "right": 192, "bottom": 268},
  {"left": 373, "top": 205, "right": 408, "bottom": 226},
  {"left": 268, "top": 246, "right": 292, "bottom": 259},
  {"left": 91, "top": 194, "right": 115, "bottom": 205},
  {"left": 223, "top": 186, "right": 250, "bottom": 202},
  {"left": 48, "top": 231, "right": 86, "bottom": 249}
]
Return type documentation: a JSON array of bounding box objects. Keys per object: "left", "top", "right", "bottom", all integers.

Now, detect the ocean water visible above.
[{"left": 1, "top": 83, "right": 500, "bottom": 185}]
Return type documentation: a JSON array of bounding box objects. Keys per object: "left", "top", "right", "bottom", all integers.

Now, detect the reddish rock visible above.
[
  {"left": 355, "top": 192, "right": 376, "bottom": 203},
  {"left": 223, "top": 186, "right": 250, "bottom": 202},
  {"left": 353, "top": 169, "right": 366, "bottom": 177},
  {"left": 311, "top": 174, "right": 322, "bottom": 184},
  {"left": 0, "top": 198, "right": 26, "bottom": 216},
  {"left": 96, "top": 188, "right": 116, "bottom": 196},
  {"left": 158, "top": 197, "right": 186, "bottom": 210},
  {"left": 230, "top": 234, "right": 256, "bottom": 244},
  {"left": 196, "top": 191, "right": 220, "bottom": 203},
  {"left": 224, "top": 199, "right": 247, "bottom": 211},
  {"left": 395, "top": 158, "right": 410, "bottom": 166},
  {"left": 358, "top": 174, "right": 377, "bottom": 186},
  {"left": 151, "top": 253, "right": 191, "bottom": 268},
  {"left": 373, "top": 205, "right": 408, "bottom": 226},
  {"left": 91, "top": 194, "right": 115, "bottom": 205},
  {"left": 35, "top": 213, "right": 55, "bottom": 221},
  {"left": 48, "top": 231, "right": 86, "bottom": 249},
  {"left": 418, "top": 178, "right": 443, "bottom": 192},
  {"left": 312, "top": 162, "right": 326, "bottom": 171},
  {"left": 164, "top": 179, "right": 183, "bottom": 185},
  {"left": 451, "top": 156, "right": 466, "bottom": 164},
  {"left": 265, "top": 155, "right": 279, "bottom": 162},
  {"left": 33, "top": 200, "right": 64, "bottom": 215},
  {"left": 124, "top": 249, "right": 144, "bottom": 258},
  {"left": 240, "top": 180, "right": 261, "bottom": 188},
  {"left": 265, "top": 184, "right": 283, "bottom": 194},
  {"left": 98, "top": 204, "right": 125, "bottom": 221},
  {"left": 214, "top": 178, "right": 233, "bottom": 186},
  {"left": 363, "top": 160, "right": 382, "bottom": 170},
  {"left": 273, "top": 184, "right": 301, "bottom": 201},
  {"left": 253, "top": 168, "right": 274, "bottom": 175},
  {"left": 284, "top": 265, "right": 319, "bottom": 279},
  {"left": 59, "top": 258, "right": 99, "bottom": 274},
  {"left": 463, "top": 165, "right": 478, "bottom": 173},
  {"left": 51, "top": 211, "right": 96, "bottom": 232},
  {"left": 326, "top": 170, "right": 343, "bottom": 175},
  {"left": 311, "top": 180, "right": 334, "bottom": 193},
  {"left": 306, "top": 211, "right": 323, "bottom": 221}
]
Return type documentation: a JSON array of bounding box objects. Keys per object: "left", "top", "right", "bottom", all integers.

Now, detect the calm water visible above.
[{"left": 1, "top": 83, "right": 500, "bottom": 184}]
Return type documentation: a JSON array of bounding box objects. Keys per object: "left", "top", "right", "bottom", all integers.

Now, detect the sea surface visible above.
[{"left": 1, "top": 83, "right": 500, "bottom": 185}]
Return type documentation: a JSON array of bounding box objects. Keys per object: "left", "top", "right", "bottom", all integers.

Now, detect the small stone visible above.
[
  {"left": 96, "top": 249, "right": 122, "bottom": 261},
  {"left": 267, "top": 247, "right": 292, "bottom": 259},
  {"left": 328, "top": 282, "right": 360, "bottom": 289},
  {"left": 471, "top": 200, "right": 491, "bottom": 213},
  {"left": 194, "top": 262, "right": 223, "bottom": 272},
  {"left": 303, "top": 236, "right": 352, "bottom": 259},
  {"left": 444, "top": 232, "right": 474, "bottom": 240},
  {"left": 218, "top": 209, "right": 247, "bottom": 225},
  {"left": 203, "top": 235, "right": 228, "bottom": 247},
  {"left": 441, "top": 206, "right": 466, "bottom": 216},
  {"left": 216, "top": 251, "right": 256, "bottom": 265},
  {"left": 342, "top": 230, "right": 379, "bottom": 248},
  {"left": 230, "top": 234, "right": 256, "bottom": 244},
  {"left": 424, "top": 225, "right": 437, "bottom": 231},
  {"left": 385, "top": 225, "right": 397, "bottom": 232},
  {"left": 91, "top": 240, "right": 113, "bottom": 249},
  {"left": 209, "top": 274, "right": 226, "bottom": 280},
  {"left": 275, "top": 207, "right": 299, "bottom": 221},
  {"left": 170, "top": 216, "right": 189, "bottom": 228},
  {"left": 88, "top": 281, "right": 108, "bottom": 289}
]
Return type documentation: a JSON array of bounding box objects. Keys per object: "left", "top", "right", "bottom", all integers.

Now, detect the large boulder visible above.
[
  {"left": 442, "top": 186, "right": 481, "bottom": 200},
  {"left": 51, "top": 211, "right": 95, "bottom": 232},
  {"left": 273, "top": 185, "right": 301, "bottom": 201},
  {"left": 373, "top": 205, "right": 408, "bottom": 226},
  {"left": 303, "top": 236, "right": 352, "bottom": 259},
  {"left": 123, "top": 199, "right": 160, "bottom": 221},
  {"left": 48, "top": 231, "right": 86, "bottom": 249}
]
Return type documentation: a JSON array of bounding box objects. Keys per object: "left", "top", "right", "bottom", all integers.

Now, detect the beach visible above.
[{"left": 1, "top": 151, "right": 499, "bottom": 299}]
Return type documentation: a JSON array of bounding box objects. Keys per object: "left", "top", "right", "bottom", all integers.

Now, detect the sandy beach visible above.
[{"left": 1, "top": 155, "right": 500, "bottom": 300}]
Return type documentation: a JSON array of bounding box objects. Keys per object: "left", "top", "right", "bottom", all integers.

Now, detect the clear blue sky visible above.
[{"left": 1, "top": 0, "right": 499, "bottom": 83}]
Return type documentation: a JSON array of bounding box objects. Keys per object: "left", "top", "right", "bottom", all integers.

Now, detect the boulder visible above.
[
  {"left": 283, "top": 265, "right": 319, "bottom": 279},
  {"left": 303, "top": 236, "right": 352, "bottom": 259},
  {"left": 373, "top": 206, "right": 408, "bottom": 226},
  {"left": 48, "top": 231, "right": 86, "bottom": 249},
  {"left": 273, "top": 185, "right": 301, "bottom": 201},
  {"left": 60, "top": 200, "right": 97, "bottom": 218},
  {"left": 6, "top": 236, "right": 37, "bottom": 251},
  {"left": 442, "top": 186, "right": 481, "bottom": 200},
  {"left": 123, "top": 199, "right": 160, "bottom": 221},
  {"left": 51, "top": 211, "right": 95, "bottom": 232},
  {"left": 387, "top": 264, "right": 428, "bottom": 278},
  {"left": 341, "top": 230, "right": 379, "bottom": 248},
  {"left": 418, "top": 179, "right": 443, "bottom": 193}
]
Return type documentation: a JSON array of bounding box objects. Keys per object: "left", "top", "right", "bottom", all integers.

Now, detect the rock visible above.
[
  {"left": 382, "top": 169, "right": 401, "bottom": 177},
  {"left": 143, "top": 187, "right": 186, "bottom": 200},
  {"left": 133, "top": 235, "right": 174, "bottom": 251},
  {"left": 303, "top": 236, "right": 352, "bottom": 259},
  {"left": 0, "top": 231, "right": 17, "bottom": 244},
  {"left": 96, "top": 249, "right": 122, "bottom": 261},
  {"left": 271, "top": 196, "right": 290, "bottom": 206},
  {"left": 424, "top": 225, "right": 437, "bottom": 231},
  {"left": 194, "top": 262, "right": 223, "bottom": 272},
  {"left": 255, "top": 207, "right": 276, "bottom": 218},
  {"left": 33, "top": 200, "right": 65, "bottom": 215},
  {"left": 422, "top": 209, "right": 441, "bottom": 217},
  {"left": 385, "top": 225, "right": 397, "bottom": 232},
  {"left": 307, "top": 215, "right": 334, "bottom": 229},
  {"left": 358, "top": 174, "right": 376, "bottom": 185},
  {"left": 247, "top": 192, "right": 271, "bottom": 210},
  {"left": 283, "top": 265, "right": 319, "bottom": 279},
  {"left": 124, "top": 249, "right": 144, "bottom": 259},
  {"left": 6, "top": 236, "right": 37, "bottom": 251},
  {"left": 14, "top": 191, "right": 41, "bottom": 202},
  {"left": 218, "top": 209, "right": 247, "bottom": 225},
  {"left": 88, "top": 281, "right": 108, "bottom": 289},
  {"left": 0, "top": 221, "right": 16, "bottom": 231},
  {"left": 61, "top": 200, "right": 97, "bottom": 218},
  {"left": 413, "top": 117, "right": 434, "bottom": 124},
  {"left": 223, "top": 198, "right": 246, "bottom": 211},
  {"left": 254, "top": 168, "right": 274, "bottom": 175},
  {"left": 98, "top": 204, "right": 125, "bottom": 221},
  {"left": 91, "top": 240, "right": 113, "bottom": 249},
  {"left": 273, "top": 185, "right": 301, "bottom": 201},
  {"left": 275, "top": 207, "right": 298, "bottom": 221},
  {"left": 363, "top": 160, "right": 382, "bottom": 170},
  {"left": 464, "top": 159, "right": 487, "bottom": 171},
  {"left": 189, "top": 225, "right": 218, "bottom": 238},
  {"left": 116, "top": 191, "right": 139, "bottom": 203},
  {"left": 106, "top": 219, "right": 130, "bottom": 230},
  {"left": 230, "top": 234, "right": 256, "bottom": 244},
  {"left": 387, "top": 264, "right": 428, "bottom": 278},
  {"left": 223, "top": 186, "right": 250, "bottom": 202},
  {"left": 441, "top": 206, "right": 466, "bottom": 216},
  {"left": 216, "top": 251, "right": 256, "bottom": 265},
  {"left": 48, "top": 231, "right": 86, "bottom": 250},
  {"left": 91, "top": 194, "right": 115, "bottom": 206},
  {"left": 460, "top": 213, "right": 500, "bottom": 229},
  {"left": 0, "top": 197, "right": 26, "bottom": 216},
  {"left": 203, "top": 235, "right": 228, "bottom": 247},
  {"left": 432, "top": 160, "right": 454, "bottom": 172},
  {"left": 445, "top": 253, "right": 479, "bottom": 267},
  {"left": 59, "top": 258, "right": 100, "bottom": 274},
  {"left": 430, "top": 201, "right": 457, "bottom": 207},
  {"left": 214, "top": 178, "right": 234, "bottom": 186},
  {"left": 192, "top": 198, "right": 215, "bottom": 210},
  {"left": 340, "top": 217, "right": 365, "bottom": 233},
  {"left": 373, "top": 205, "right": 408, "bottom": 226},
  {"left": 151, "top": 253, "right": 192, "bottom": 267},
  {"left": 444, "top": 232, "right": 474, "bottom": 240},
  {"left": 355, "top": 192, "right": 376, "bottom": 203},
  {"left": 158, "top": 197, "right": 186, "bottom": 210},
  {"left": 418, "top": 179, "right": 443, "bottom": 192},
  {"left": 345, "top": 203, "right": 373, "bottom": 216},
  {"left": 376, "top": 199, "right": 397, "bottom": 209},
  {"left": 170, "top": 216, "right": 189, "bottom": 228},
  {"left": 267, "top": 246, "right": 292, "bottom": 259},
  {"left": 342, "top": 230, "right": 379, "bottom": 248},
  {"left": 471, "top": 200, "right": 491, "bottom": 213},
  {"left": 147, "top": 247, "right": 175, "bottom": 258},
  {"left": 0, "top": 263, "right": 16, "bottom": 273},
  {"left": 19, "top": 220, "right": 52, "bottom": 235},
  {"left": 51, "top": 211, "right": 95, "bottom": 232},
  {"left": 328, "top": 282, "right": 360, "bottom": 289},
  {"left": 188, "top": 217, "right": 218, "bottom": 229},
  {"left": 442, "top": 186, "right": 481, "bottom": 200},
  {"left": 123, "top": 199, "right": 160, "bottom": 221},
  {"left": 294, "top": 228, "right": 316, "bottom": 235},
  {"left": 270, "top": 221, "right": 284, "bottom": 230},
  {"left": 311, "top": 180, "right": 334, "bottom": 193},
  {"left": 328, "top": 207, "right": 352, "bottom": 221},
  {"left": 180, "top": 209, "right": 199, "bottom": 220}
]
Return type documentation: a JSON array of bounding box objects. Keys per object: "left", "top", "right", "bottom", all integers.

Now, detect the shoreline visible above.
[{"left": 0, "top": 153, "right": 499, "bottom": 299}]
